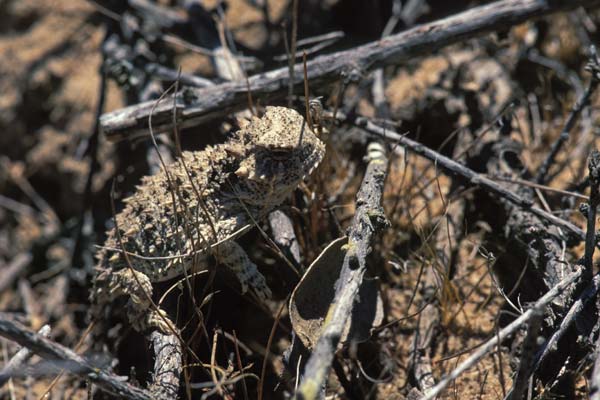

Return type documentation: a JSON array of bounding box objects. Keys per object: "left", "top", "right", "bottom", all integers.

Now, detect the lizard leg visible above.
[
  {"left": 215, "top": 241, "right": 272, "bottom": 301},
  {"left": 94, "top": 268, "right": 176, "bottom": 334}
]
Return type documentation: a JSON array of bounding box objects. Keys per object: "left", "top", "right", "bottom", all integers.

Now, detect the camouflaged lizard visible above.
[{"left": 91, "top": 106, "right": 325, "bottom": 333}]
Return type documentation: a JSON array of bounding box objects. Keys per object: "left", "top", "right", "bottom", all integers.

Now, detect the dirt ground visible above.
[{"left": 1, "top": 0, "right": 600, "bottom": 399}]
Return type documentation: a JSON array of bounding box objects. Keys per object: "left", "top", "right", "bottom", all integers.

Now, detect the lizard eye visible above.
[{"left": 270, "top": 148, "right": 294, "bottom": 161}]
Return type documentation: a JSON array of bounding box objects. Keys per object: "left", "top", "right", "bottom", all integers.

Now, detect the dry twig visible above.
[
  {"left": 100, "top": 0, "right": 600, "bottom": 141},
  {"left": 0, "top": 317, "right": 153, "bottom": 400},
  {"left": 421, "top": 268, "right": 583, "bottom": 400},
  {"left": 148, "top": 331, "right": 183, "bottom": 400},
  {"left": 296, "top": 142, "right": 389, "bottom": 399},
  {"left": 0, "top": 254, "right": 32, "bottom": 294},
  {"left": 506, "top": 310, "right": 543, "bottom": 400},
  {"left": 348, "top": 116, "right": 588, "bottom": 244},
  {"left": 535, "top": 49, "right": 600, "bottom": 185},
  {"left": 0, "top": 324, "right": 51, "bottom": 387}
]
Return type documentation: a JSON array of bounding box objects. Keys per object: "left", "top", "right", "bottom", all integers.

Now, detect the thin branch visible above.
[
  {"left": 530, "top": 152, "right": 600, "bottom": 373},
  {"left": 72, "top": 39, "right": 108, "bottom": 268},
  {"left": 420, "top": 268, "right": 583, "bottom": 400},
  {"left": 273, "top": 31, "right": 344, "bottom": 62},
  {"left": 0, "top": 324, "right": 51, "bottom": 387},
  {"left": 0, "top": 317, "right": 152, "bottom": 400},
  {"left": 0, "top": 254, "right": 32, "bottom": 294},
  {"left": 531, "top": 273, "right": 600, "bottom": 375},
  {"left": 505, "top": 310, "right": 543, "bottom": 400},
  {"left": 146, "top": 63, "right": 215, "bottom": 88},
  {"left": 535, "top": 49, "right": 600, "bottom": 184},
  {"left": 591, "top": 333, "right": 600, "bottom": 400},
  {"left": 100, "top": 0, "right": 600, "bottom": 141},
  {"left": 147, "top": 331, "right": 182, "bottom": 400},
  {"left": 296, "top": 142, "right": 389, "bottom": 399},
  {"left": 584, "top": 149, "right": 600, "bottom": 277},
  {"left": 347, "top": 115, "right": 588, "bottom": 244}
]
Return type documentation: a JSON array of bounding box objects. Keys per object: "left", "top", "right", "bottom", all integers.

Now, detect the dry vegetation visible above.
[{"left": 2, "top": 0, "right": 600, "bottom": 399}]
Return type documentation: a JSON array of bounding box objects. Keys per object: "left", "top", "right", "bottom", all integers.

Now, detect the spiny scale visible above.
[{"left": 91, "top": 106, "right": 325, "bottom": 334}]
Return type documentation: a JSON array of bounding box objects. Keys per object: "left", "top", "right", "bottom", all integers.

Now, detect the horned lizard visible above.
[{"left": 91, "top": 106, "right": 325, "bottom": 334}]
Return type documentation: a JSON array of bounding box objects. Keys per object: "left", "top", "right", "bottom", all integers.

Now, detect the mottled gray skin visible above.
[{"left": 91, "top": 107, "right": 325, "bottom": 333}]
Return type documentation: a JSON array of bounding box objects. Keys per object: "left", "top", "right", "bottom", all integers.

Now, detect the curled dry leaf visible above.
[{"left": 289, "top": 237, "right": 384, "bottom": 350}]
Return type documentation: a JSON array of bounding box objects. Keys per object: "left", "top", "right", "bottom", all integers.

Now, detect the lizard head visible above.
[{"left": 232, "top": 106, "right": 325, "bottom": 205}]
